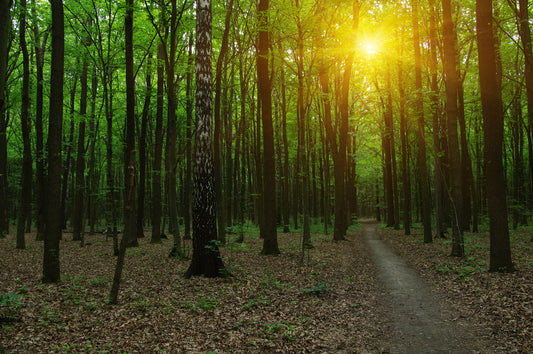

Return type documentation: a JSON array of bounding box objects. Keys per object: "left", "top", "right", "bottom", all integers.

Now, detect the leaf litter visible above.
[{"left": 1, "top": 228, "right": 390, "bottom": 352}]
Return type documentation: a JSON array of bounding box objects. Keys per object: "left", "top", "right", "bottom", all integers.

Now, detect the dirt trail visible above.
[{"left": 363, "top": 222, "right": 473, "bottom": 353}]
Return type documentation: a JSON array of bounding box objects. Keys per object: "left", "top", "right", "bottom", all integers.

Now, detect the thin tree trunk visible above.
[
  {"left": 184, "top": 34, "right": 194, "bottom": 240},
  {"left": 137, "top": 57, "right": 152, "bottom": 239},
  {"left": 214, "top": 0, "right": 234, "bottom": 244},
  {"left": 151, "top": 43, "right": 164, "bottom": 244},
  {"left": 72, "top": 60, "right": 88, "bottom": 242},
  {"left": 412, "top": 0, "right": 432, "bottom": 242},
  {"left": 0, "top": 0, "right": 11, "bottom": 238},
  {"left": 17, "top": 0, "right": 31, "bottom": 249},
  {"left": 442, "top": 0, "right": 464, "bottom": 256}
]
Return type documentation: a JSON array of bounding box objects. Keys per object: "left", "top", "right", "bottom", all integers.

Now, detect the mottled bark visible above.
[{"left": 184, "top": 0, "right": 226, "bottom": 278}]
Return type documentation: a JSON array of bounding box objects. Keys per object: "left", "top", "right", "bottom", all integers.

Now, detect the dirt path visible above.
[{"left": 363, "top": 222, "right": 474, "bottom": 353}]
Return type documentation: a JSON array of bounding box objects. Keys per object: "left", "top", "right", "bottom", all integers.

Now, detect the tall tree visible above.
[
  {"left": 32, "top": 0, "right": 48, "bottom": 241},
  {"left": 16, "top": 0, "right": 31, "bottom": 249},
  {"left": 412, "top": 0, "right": 432, "bottom": 243},
  {"left": 213, "top": 0, "right": 234, "bottom": 244},
  {"left": 258, "top": 0, "right": 279, "bottom": 254},
  {"left": 184, "top": 0, "right": 226, "bottom": 278},
  {"left": 123, "top": 0, "right": 137, "bottom": 248},
  {"left": 0, "top": 0, "right": 10, "bottom": 238},
  {"left": 476, "top": 0, "right": 514, "bottom": 272},
  {"left": 442, "top": 0, "right": 464, "bottom": 256},
  {"left": 43, "top": 0, "right": 64, "bottom": 283}
]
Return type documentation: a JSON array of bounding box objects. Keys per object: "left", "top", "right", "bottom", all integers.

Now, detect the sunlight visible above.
[{"left": 359, "top": 38, "right": 380, "bottom": 57}]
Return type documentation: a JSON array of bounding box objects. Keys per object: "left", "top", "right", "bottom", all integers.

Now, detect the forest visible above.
[{"left": 0, "top": 0, "right": 532, "bottom": 352}]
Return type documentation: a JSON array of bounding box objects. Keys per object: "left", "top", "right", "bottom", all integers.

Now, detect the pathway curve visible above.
[{"left": 363, "top": 222, "right": 472, "bottom": 353}]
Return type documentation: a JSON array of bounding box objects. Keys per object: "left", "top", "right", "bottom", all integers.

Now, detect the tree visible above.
[
  {"left": 184, "top": 0, "right": 226, "bottom": 278},
  {"left": 258, "top": 0, "right": 279, "bottom": 254},
  {"left": 123, "top": 0, "right": 137, "bottom": 248},
  {"left": 16, "top": 0, "right": 32, "bottom": 250},
  {"left": 412, "top": 0, "right": 432, "bottom": 243},
  {"left": 442, "top": 0, "right": 464, "bottom": 257},
  {"left": 476, "top": 0, "right": 514, "bottom": 272},
  {"left": 0, "top": 0, "right": 10, "bottom": 238},
  {"left": 43, "top": 0, "right": 64, "bottom": 283}
]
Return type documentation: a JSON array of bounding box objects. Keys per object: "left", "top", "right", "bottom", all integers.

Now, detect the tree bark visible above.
[
  {"left": 151, "top": 42, "right": 164, "bottom": 244},
  {"left": 43, "top": 0, "right": 64, "bottom": 283},
  {"left": 258, "top": 0, "right": 279, "bottom": 254},
  {"left": 412, "top": 0, "right": 432, "bottom": 243},
  {"left": 123, "top": 0, "right": 137, "bottom": 248},
  {"left": 214, "top": 0, "right": 234, "bottom": 244},
  {"left": 0, "top": 0, "right": 11, "bottom": 237},
  {"left": 476, "top": 0, "right": 514, "bottom": 272},
  {"left": 442, "top": 0, "right": 464, "bottom": 256},
  {"left": 184, "top": 0, "right": 226, "bottom": 278},
  {"left": 137, "top": 56, "right": 152, "bottom": 239},
  {"left": 17, "top": 0, "right": 31, "bottom": 250},
  {"left": 72, "top": 60, "right": 88, "bottom": 242}
]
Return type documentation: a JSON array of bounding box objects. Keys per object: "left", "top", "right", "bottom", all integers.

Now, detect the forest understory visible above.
[{"left": 0, "top": 222, "right": 531, "bottom": 353}]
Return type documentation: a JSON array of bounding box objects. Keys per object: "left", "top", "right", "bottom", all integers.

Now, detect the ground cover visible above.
[{"left": 0, "top": 226, "right": 389, "bottom": 353}]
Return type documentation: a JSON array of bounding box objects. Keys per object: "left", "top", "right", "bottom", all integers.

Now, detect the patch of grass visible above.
[
  {"left": 300, "top": 283, "right": 332, "bottom": 296},
  {"left": 241, "top": 295, "right": 272, "bottom": 310},
  {"left": 87, "top": 277, "right": 109, "bottom": 287}
]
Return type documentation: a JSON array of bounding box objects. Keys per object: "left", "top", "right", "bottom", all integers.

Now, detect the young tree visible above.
[
  {"left": 184, "top": 0, "right": 226, "bottom": 278},
  {"left": 43, "top": 0, "right": 64, "bottom": 283},
  {"left": 476, "top": 0, "right": 514, "bottom": 272}
]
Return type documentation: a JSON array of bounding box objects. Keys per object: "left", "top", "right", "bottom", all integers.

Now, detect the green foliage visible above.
[
  {"left": 436, "top": 256, "right": 487, "bottom": 279},
  {"left": 299, "top": 283, "right": 332, "bottom": 296},
  {"left": 241, "top": 295, "right": 273, "bottom": 311},
  {"left": 0, "top": 293, "right": 23, "bottom": 320}
]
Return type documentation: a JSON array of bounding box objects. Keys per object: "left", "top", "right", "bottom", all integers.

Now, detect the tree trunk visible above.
[
  {"left": 43, "top": 0, "right": 64, "bottom": 283},
  {"left": 123, "top": 0, "right": 137, "bottom": 248},
  {"left": 476, "top": 0, "right": 514, "bottom": 272},
  {"left": 0, "top": 0, "right": 11, "bottom": 238},
  {"left": 412, "top": 0, "right": 432, "bottom": 243},
  {"left": 151, "top": 43, "right": 164, "bottom": 244},
  {"left": 442, "top": 0, "right": 464, "bottom": 256},
  {"left": 72, "top": 60, "right": 88, "bottom": 242},
  {"left": 17, "top": 0, "right": 31, "bottom": 250},
  {"left": 184, "top": 0, "right": 226, "bottom": 278},
  {"left": 398, "top": 53, "right": 411, "bottom": 236},
  {"left": 257, "top": 0, "right": 279, "bottom": 254},
  {"left": 137, "top": 57, "right": 152, "bottom": 239},
  {"left": 184, "top": 34, "right": 194, "bottom": 241},
  {"left": 214, "top": 0, "right": 234, "bottom": 244},
  {"left": 33, "top": 2, "right": 48, "bottom": 241}
]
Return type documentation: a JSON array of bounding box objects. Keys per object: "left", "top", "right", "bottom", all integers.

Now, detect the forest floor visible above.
[{"left": 0, "top": 221, "right": 531, "bottom": 353}]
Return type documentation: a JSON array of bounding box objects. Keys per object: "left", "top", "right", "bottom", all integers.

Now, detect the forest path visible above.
[{"left": 362, "top": 222, "right": 472, "bottom": 353}]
